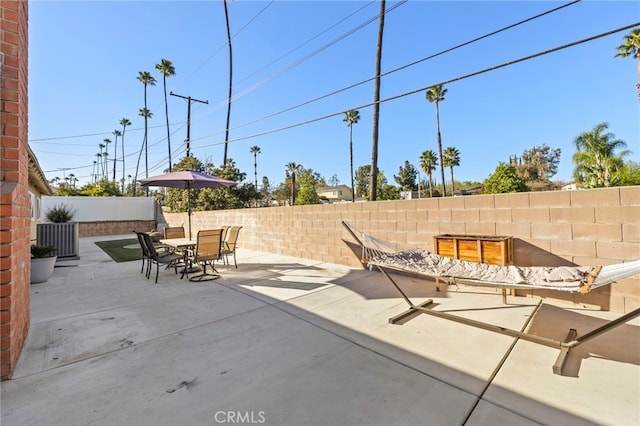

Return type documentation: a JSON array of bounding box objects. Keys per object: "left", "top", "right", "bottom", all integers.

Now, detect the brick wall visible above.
[
  {"left": 164, "top": 186, "right": 640, "bottom": 313},
  {"left": 0, "top": 0, "right": 30, "bottom": 380},
  {"left": 78, "top": 220, "right": 156, "bottom": 237}
]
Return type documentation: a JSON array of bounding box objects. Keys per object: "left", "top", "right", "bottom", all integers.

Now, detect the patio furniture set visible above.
[{"left": 135, "top": 225, "right": 242, "bottom": 283}]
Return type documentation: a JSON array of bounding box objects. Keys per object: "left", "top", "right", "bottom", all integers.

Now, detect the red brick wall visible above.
[{"left": 0, "top": 0, "right": 30, "bottom": 380}]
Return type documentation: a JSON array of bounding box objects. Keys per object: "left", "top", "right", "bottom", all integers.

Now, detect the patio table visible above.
[{"left": 160, "top": 238, "right": 198, "bottom": 275}]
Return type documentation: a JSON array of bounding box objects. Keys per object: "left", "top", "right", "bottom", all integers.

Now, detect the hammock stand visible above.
[{"left": 342, "top": 221, "right": 640, "bottom": 375}]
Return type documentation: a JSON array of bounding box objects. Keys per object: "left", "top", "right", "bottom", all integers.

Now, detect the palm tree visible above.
[
  {"left": 614, "top": 28, "right": 640, "bottom": 101},
  {"left": 95, "top": 153, "right": 102, "bottom": 181},
  {"left": 285, "top": 162, "right": 301, "bottom": 206},
  {"left": 103, "top": 138, "right": 111, "bottom": 179},
  {"left": 426, "top": 84, "right": 448, "bottom": 196},
  {"left": 137, "top": 71, "right": 157, "bottom": 186},
  {"left": 98, "top": 143, "right": 106, "bottom": 178},
  {"left": 572, "top": 122, "right": 630, "bottom": 187},
  {"left": 112, "top": 129, "right": 121, "bottom": 182},
  {"left": 370, "top": 0, "right": 386, "bottom": 201},
  {"left": 222, "top": 0, "right": 233, "bottom": 165},
  {"left": 250, "top": 146, "right": 261, "bottom": 189},
  {"left": 155, "top": 59, "right": 176, "bottom": 170},
  {"left": 119, "top": 118, "right": 131, "bottom": 193},
  {"left": 442, "top": 146, "right": 461, "bottom": 194},
  {"left": 419, "top": 149, "right": 438, "bottom": 197},
  {"left": 343, "top": 110, "right": 360, "bottom": 202},
  {"left": 134, "top": 108, "right": 153, "bottom": 196}
]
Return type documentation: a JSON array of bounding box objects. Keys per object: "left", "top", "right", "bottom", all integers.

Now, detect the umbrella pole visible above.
[{"left": 187, "top": 182, "right": 192, "bottom": 240}]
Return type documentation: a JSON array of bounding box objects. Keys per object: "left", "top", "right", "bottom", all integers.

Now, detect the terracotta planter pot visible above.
[{"left": 31, "top": 256, "right": 57, "bottom": 284}]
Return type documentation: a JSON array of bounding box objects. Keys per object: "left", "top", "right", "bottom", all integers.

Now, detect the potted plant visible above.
[{"left": 30, "top": 245, "right": 57, "bottom": 284}]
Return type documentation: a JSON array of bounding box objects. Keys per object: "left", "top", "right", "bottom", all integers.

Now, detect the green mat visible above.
[{"left": 95, "top": 238, "right": 143, "bottom": 263}]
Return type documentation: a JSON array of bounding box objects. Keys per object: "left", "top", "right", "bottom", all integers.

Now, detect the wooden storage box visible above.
[{"left": 433, "top": 234, "right": 513, "bottom": 266}]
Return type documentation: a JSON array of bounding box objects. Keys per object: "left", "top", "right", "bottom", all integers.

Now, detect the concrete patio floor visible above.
[{"left": 2, "top": 234, "right": 639, "bottom": 426}]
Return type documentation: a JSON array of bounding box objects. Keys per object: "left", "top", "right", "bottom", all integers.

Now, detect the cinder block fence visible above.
[{"left": 164, "top": 186, "right": 640, "bottom": 313}]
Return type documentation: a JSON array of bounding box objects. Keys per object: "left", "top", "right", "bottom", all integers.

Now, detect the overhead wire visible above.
[{"left": 190, "top": 22, "right": 640, "bottom": 152}]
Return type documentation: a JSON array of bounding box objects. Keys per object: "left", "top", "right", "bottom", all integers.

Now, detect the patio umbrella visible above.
[{"left": 139, "top": 169, "right": 236, "bottom": 239}]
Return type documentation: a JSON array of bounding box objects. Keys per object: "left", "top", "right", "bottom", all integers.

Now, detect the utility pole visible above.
[{"left": 170, "top": 92, "right": 208, "bottom": 158}]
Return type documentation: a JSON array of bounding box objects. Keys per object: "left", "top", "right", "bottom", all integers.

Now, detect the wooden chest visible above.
[{"left": 433, "top": 234, "right": 513, "bottom": 266}]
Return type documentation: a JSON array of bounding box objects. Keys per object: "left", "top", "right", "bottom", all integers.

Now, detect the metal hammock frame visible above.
[{"left": 342, "top": 221, "right": 640, "bottom": 375}]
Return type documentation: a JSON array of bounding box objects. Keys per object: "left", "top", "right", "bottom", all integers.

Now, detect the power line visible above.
[
  {"left": 195, "top": 0, "right": 583, "bottom": 140},
  {"left": 190, "top": 22, "right": 640, "bottom": 152}
]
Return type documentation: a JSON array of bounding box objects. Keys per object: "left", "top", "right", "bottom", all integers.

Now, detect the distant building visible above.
[{"left": 316, "top": 185, "right": 353, "bottom": 203}]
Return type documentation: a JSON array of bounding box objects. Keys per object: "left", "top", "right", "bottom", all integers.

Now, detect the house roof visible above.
[{"left": 28, "top": 144, "right": 53, "bottom": 196}]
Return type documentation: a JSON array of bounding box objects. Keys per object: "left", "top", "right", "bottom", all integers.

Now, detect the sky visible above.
[{"left": 28, "top": 0, "right": 640, "bottom": 190}]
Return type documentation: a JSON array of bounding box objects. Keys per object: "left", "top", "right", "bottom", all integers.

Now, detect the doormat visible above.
[{"left": 95, "top": 238, "right": 142, "bottom": 263}]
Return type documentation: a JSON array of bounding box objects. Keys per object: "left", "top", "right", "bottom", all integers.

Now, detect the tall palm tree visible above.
[
  {"left": 112, "top": 129, "right": 121, "bottom": 182},
  {"left": 419, "top": 149, "right": 438, "bottom": 197},
  {"left": 95, "top": 153, "right": 102, "bottom": 181},
  {"left": 426, "top": 84, "right": 448, "bottom": 196},
  {"left": 155, "top": 59, "right": 176, "bottom": 170},
  {"left": 343, "top": 110, "right": 360, "bottom": 202},
  {"left": 98, "top": 143, "right": 106, "bottom": 178},
  {"left": 250, "top": 146, "right": 261, "bottom": 189},
  {"left": 222, "top": 0, "right": 233, "bottom": 164},
  {"left": 442, "top": 146, "right": 461, "bottom": 194},
  {"left": 103, "top": 138, "right": 111, "bottom": 178},
  {"left": 572, "top": 122, "right": 630, "bottom": 188},
  {"left": 137, "top": 71, "right": 157, "bottom": 187},
  {"left": 614, "top": 28, "right": 640, "bottom": 101},
  {"left": 119, "top": 118, "right": 131, "bottom": 193},
  {"left": 134, "top": 108, "right": 153, "bottom": 196},
  {"left": 285, "top": 162, "right": 301, "bottom": 206},
  {"left": 370, "top": 0, "right": 386, "bottom": 202}
]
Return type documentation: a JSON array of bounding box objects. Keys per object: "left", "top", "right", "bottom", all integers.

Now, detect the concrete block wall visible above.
[
  {"left": 78, "top": 220, "right": 156, "bottom": 237},
  {"left": 165, "top": 186, "right": 640, "bottom": 313},
  {"left": 0, "top": 0, "right": 30, "bottom": 380}
]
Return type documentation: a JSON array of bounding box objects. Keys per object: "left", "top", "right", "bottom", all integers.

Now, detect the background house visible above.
[
  {"left": 28, "top": 145, "right": 54, "bottom": 241},
  {"left": 317, "top": 185, "right": 353, "bottom": 203}
]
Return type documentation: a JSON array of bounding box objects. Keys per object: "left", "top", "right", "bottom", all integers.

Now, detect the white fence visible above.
[{"left": 40, "top": 196, "right": 156, "bottom": 222}]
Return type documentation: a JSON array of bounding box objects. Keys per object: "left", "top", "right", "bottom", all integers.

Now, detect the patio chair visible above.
[
  {"left": 164, "top": 226, "right": 185, "bottom": 239},
  {"left": 140, "top": 232, "right": 182, "bottom": 284},
  {"left": 221, "top": 226, "right": 242, "bottom": 268},
  {"left": 182, "top": 229, "right": 223, "bottom": 282}
]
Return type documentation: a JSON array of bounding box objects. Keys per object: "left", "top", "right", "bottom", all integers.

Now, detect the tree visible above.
[
  {"left": 484, "top": 163, "right": 528, "bottom": 194},
  {"left": 619, "top": 161, "right": 640, "bottom": 186},
  {"left": 295, "top": 169, "right": 322, "bottom": 205},
  {"left": 222, "top": 0, "right": 234, "bottom": 164},
  {"left": 370, "top": 0, "right": 386, "bottom": 201},
  {"left": 285, "top": 162, "right": 301, "bottom": 206},
  {"left": 112, "top": 129, "right": 121, "bottom": 182},
  {"left": 80, "top": 179, "right": 122, "bottom": 197},
  {"left": 155, "top": 59, "right": 176, "bottom": 170},
  {"left": 572, "top": 122, "right": 629, "bottom": 188},
  {"left": 250, "top": 146, "right": 261, "bottom": 189},
  {"left": 260, "top": 176, "right": 271, "bottom": 206},
  {"left": 343, "top": 109, "right": 360, "bottom": 203},
  {"left": 134, "top": 108, "right": 153, "bottom": 196},
  {"left": 394, "top": 160, "right": 417, "bottom": 191},
  {"left": 426, "top": 84, "right": 448, "bottom": 196},
  {"left": 513, "top": 144, "right": 561, "bottom": 185},
  {"left": 119, "top": 118, "right": 131, "bottom": 193},
  {"left": 103, "top": 138, "right": 111, "bottom": 178},
  {"left": 614, "top": 28, "right": 640, "bottom": 101},
  {"left": 137, "top": 70, "right": 157, "bottom": 191},
  {"left": 419, "top": 149, "right": 438, "bottom": 197},
  {"left": 442, "top": 146, "right": 461, "bottom": 194},
  {"left": 354, "top": 164, "right": 371, "bottom": 199}
]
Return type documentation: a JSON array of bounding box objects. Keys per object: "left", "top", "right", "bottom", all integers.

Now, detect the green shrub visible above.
[
  {"left": 31, "top": 245, "right": 57, "bottom": 258},
  {"left": 45, "top": 204, "right": 76, "bottom": 223}
]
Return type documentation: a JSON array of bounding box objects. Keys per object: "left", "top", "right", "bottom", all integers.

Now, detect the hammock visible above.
[
  {"left": 360, "top": 230, "right": 640, "bottom": 294},
  {"left": 341, "top": 221, "right": 640, "bottom": 375}
]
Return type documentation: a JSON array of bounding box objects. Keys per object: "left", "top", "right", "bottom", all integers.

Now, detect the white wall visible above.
[{"left": 40, "top": 196, "right": 156, "bottom": 222}]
